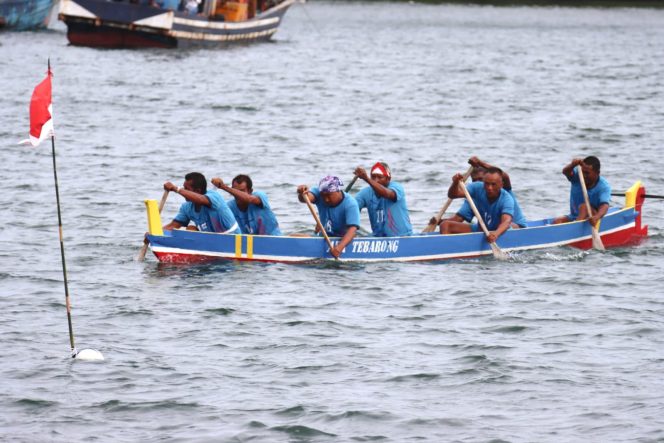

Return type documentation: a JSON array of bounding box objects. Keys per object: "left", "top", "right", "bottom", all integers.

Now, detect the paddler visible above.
[
  {"left": 467, "top": 156, "right": 527, "bottom": 229},
  {"left": 353, "top": 162, "right": 413, "bottom": 237},
  {"left": 211, "top": 174, "right": 282, "bottom": 236},
  {"left": 439, "top": 167, "right": 518, "bottom": 244},
  {"left": 162, "top": 172, "right": 240, "bottom": 234},
  {"left": 552, "top": 156, "right": 611, "bottom": 225},
  {"left": 297, "top": 175, "right": 360, "bottom": 258}
]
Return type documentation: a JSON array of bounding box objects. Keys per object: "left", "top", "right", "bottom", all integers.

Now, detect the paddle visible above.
[
  {"left": 422, "top": 165, "right": 474, "bottom": 233},
  {"left": 345, "top": 175, "right": 359, "bottom": 193},
  {"left": 458, "top": 181, "right": 509, "bottom": 261},
  {"left": 302, "top": 193, "right": 339, "bottom": 261},
  {"left": 577, "top": 167, "right": 605, "bottom": 251},
  {"left": 137, "top": 190, "right": 169, "bottom": 261},
  {"left": 612, "top": 192, "right": 664, "bottom": 199}
]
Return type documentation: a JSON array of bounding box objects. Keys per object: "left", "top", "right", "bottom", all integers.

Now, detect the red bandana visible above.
[{"left": 370, "top": 162, "right": 390, "bottom": 177}]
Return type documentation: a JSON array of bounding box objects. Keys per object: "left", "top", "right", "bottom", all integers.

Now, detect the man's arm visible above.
[
  {"left": 163, "top": 220, "right": 184, "bottom": 231},
  {"left": 487, "top": 214, "right": 513, "bottom": 243},
  {"left": 447, "top": 173, "right": 466, "bottom": 199},
  {"left": 212, "top": 177, "right": 262, "bottom": 207},
  {"left": 297, "top": 185, "right": 316, "bottom": 203},
  {"left": 588, "top": 203, "right": 609, "bottom": 226},
  {"left": 164, "top": 181, "right": 211, "bottom": 207},
  {"left": 354, "top": 167, "right": 396, "bottom": 201},
  {"left": 330, "top": 226, "right": 357, "bottom": 258},
  {"left": 469, "top": 156, "right": 512, "bottom": 190},
  {"left": 562, "top": 158, "right": 584, "bottom": 180}
]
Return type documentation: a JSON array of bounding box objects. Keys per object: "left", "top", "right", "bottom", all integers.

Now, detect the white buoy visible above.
[{"left": 74, "top": 348, "right": 105, "bottom": 361}]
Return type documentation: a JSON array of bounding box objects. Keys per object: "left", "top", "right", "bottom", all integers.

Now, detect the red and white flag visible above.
[{"left": 20, "top": 68, "right": 54, "bottom": 147}]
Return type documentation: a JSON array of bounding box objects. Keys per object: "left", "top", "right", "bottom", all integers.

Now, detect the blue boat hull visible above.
[
  {"left": 0, "top": 0, "right": 54, "bottom": 30},
  {"left": 145, "top": 184, "right": 649, "bottom": 264}
]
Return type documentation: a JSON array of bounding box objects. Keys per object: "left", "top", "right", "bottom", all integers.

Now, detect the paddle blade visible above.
[
  {"left": 591, "top": 227, "right": 606, "bottom": 251},
  {"left": 422, "top": 222, "right": 438, "bottom": 233},
  {"left": 490, "top": 242, "right": 509, "bottom": 261},
  {"left": 137, "top": 242, "right": 149, "bottom": 261}
]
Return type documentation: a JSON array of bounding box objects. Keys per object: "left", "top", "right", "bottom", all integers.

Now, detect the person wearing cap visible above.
[
  {"left": 552, "top": 156, "right": 611, "bottom": 225},
  {"left": 162, "top": 172, "right": 240, "bottom": 234},
  {"left": 353, "top": 162, "right": 413, "bottom": 237},
  {"left": 297, "top": 176, "right": 360, "bottom": 258},
  {"left": 211, "top": 174, "right": 282, "bottom": 236}
]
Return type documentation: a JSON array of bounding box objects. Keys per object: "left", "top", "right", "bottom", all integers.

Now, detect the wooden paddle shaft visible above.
[
  {"left": 423, "top": 165, "right": 474, "bottom": 233},
  {"left": 577, "top": 166, "right": 605, "bottom": 251},
  {"left": 303, "top": 193, "right": 338, "bottom": 259},
  {"left": 577, "top": 166, "right": 595, "bottom": 220},
  {"left": 458, "top": 181, "right": 492, "bottom": 237},
  {"left": 345, "top": 175, "right": 359, "bottom": 193}
]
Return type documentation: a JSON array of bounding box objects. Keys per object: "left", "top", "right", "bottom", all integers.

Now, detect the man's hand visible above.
[
  {"left": 211, "top": 177, "right": 225, "bottom": 189},
  {"left": 429, "top": 216, "right": 440, "bottom": 226},
  {"left": 486, "top": 231, "right": 498, "bottom": 243},
  {"left": 588, "top": 214, "right": 601, "bottom": 227},
  {"left": 354, "top": 166, "right": 369, "bottom": 182},
  {"left": 468, "top": 156, "right": 481, "bottom": 168},
  {"left": 164, "top": 181, "right": 178, "bottom": 192},
  {"left": 330, "top": 245, "right": 343, "bottom": 258},
  {"left": 452, "top": 172, "right": 464, "bottom": 183},
  {"left": 297, "top": 184, "right": 309, "bottom": 195}
]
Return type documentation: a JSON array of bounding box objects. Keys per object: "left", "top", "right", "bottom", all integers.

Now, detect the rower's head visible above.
[
  {"left": 483, "top": 167, "right": 504, "bottom": 200},
  {"left": 184, "top": 172, "right": 207, "bottom": 196},
  {"left": 370, "top": 162, "right": 392, "bottom": 186},
  {"left": 319, "top": 175, "right": 344, "bottom": 207},
  {"left": 471, "top": 166, "right": 486, "bottom": 182},
  {"left": 582, "top": 156, "right": 601, "bottom": 185},
  {"left": 232, "top": 174, "right": 253, "bottom": 194}
]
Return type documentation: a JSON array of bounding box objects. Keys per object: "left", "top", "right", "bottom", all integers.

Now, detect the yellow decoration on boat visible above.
[
  {"left": 624, "top": 180, "right": 642, "bottom": 208},
  {"left": 247, "top": 235, "right": 253, "bottom": 259},
  {"left": 235, "top": 235, "right": 242, "bottom": 258},
  {"left": 144, "top": 199, "right": 164, "bottom": 236}
]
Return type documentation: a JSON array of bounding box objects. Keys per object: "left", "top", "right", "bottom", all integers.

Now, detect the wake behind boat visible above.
[
  {"left": 58, "top": 0, "right": 296, "bottom": 48},
  {"left": 143, "top": 181, "right": 648, "bottom": 264}
]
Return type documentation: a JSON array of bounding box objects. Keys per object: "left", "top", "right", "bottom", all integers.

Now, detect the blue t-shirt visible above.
[
  {"left": 505, "top": 189, "right": 527, "bottom": 228},
  {"left": 310, "top": 188, "right": 361, "bottom": 237},
  {"left": 227, "top": 190, "right": 282, "bottom": 236},
  {"left": 457, "top": 182, "right": 515, "bottom": 231},
  {"left": 355, "top": 181, "right": 413, "bottom": 237},
  {"left": 567, "top": 169, "right": 611, "bottom": 218},
  {"left": 174, "top": 190, "right": 240, "bottom": 234}
]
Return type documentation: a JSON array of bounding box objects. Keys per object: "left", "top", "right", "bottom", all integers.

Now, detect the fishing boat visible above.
[
  {"left": 143, "top": 181, "right": 648, "bottom": 264},
  {"left": 0, "top": 0, "right": 55, "bottom": 30},
  {"left": 57, "top": 0, "right": 295, "bottom": 48}
]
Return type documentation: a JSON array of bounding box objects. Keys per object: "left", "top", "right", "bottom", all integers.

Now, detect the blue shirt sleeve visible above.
[
  {"left": 500, "top": 190, "right": 515, "bottom": 218},
  {"left": 457, "top": 200, "right": 473, "bottom": 222},
  {"left": 597, "top": 179, "right": 612, "bottom": 206},
  {"left": 569, "top": 168, "right": 580, "bottom": 184},
  {"left": 173, "top": 202, "right": 191, "bottom": 225},
  {"left": 310, "top": 187, "right": 321, "bottom": 201},
  {"left": 206, "top": 190, "right": 225, "bottom": 211},
  {"left": 254, "top": 191, "right": 269, "bottom": 209},
  {"left": 343, "top": 194, "right": 361, "bottom": 228},
  {"left": 389, "top": 182, "right": 405, "bottom": 201},
  {"left": 354, "top": 187, "right": 370, "bottom": 210}
]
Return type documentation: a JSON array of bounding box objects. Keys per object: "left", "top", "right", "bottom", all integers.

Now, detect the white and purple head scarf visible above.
[{"left": 318, "top": 175, "right": 344, "bottom": 193}]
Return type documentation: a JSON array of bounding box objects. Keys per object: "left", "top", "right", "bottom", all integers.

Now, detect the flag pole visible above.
[
  {"left": 49, "top": 125, "right": 77, "bottom": 358},
  {"left": 46, "top": 58, "right": 76, "bottom": 357}
]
